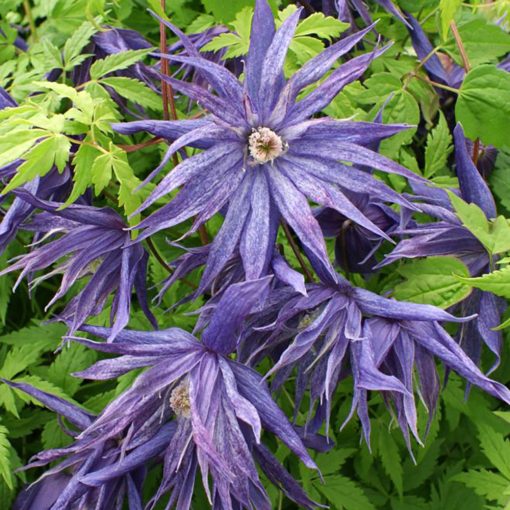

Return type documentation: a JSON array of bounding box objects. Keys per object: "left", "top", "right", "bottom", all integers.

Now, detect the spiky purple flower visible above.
[
  {"left": 114, "top": 0, "right": 422, "bottom": 292},
  {"left": 0, "top": 193, "right": 155, "bottom": 340},
  {"left": 242, "top": 274, "right": 510, "bottom": 448},
  {"left": 4, "top": 379, "right": 165, "bottom": 510},
  {"left": 62, "top": 278, "right": 320, "bottom": 509}
]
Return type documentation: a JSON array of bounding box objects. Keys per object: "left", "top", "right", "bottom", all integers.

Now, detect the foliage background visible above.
[{"left": 0, "top": 0, "right": 509, "bottom": 508}]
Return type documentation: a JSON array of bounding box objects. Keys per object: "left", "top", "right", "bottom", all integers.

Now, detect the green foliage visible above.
[
  {"left": 424, "top": 112, "right": 453, "bottom": 178},
  {"left": 393, "top": 256, "right": 471, "bottom": 309},
  {"left": 89, "top": 48, "right": 152, "bottom": 80},
  {"left": 458, "top": 265, "right": 510, "bottom": 299},
  {"left": 439, "top": 0, "right": 462, "bottom": 39},
  {"left": 456, "top": 65, "right": 510, "bottom": 149}
]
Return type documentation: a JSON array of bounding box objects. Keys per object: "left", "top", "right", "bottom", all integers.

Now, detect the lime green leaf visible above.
[
  {"left": 456, "top": 65, "right": 510, "bottom": 149},
  {"left": 490, "top": 151, "right": 510, "bottom": 213},
  {"left": 314, "top": 474, "right": 376, "bottom": 510},
  {"left": 3, "top": 134, "right": 71, "bottom": 193},
  {"left": 100, "top": 77, "right": 162, "bottom": 111},
  {"left": 0, "top": 323, "right": 65, "bottom": 348},
  {"left": 63, "top": 19, "right": 98, "bottom": 68},
  {"left": 91, "top": 151, "right": 114, "bottom": 195},
  {"left": 201, "top": 0, "right": 255, "bottom": 23},
  {"left": 0, "top": 425, "right": 13, "bottom": 490},
  {"left": 393, "top": 256, "right": 471, "bottom": 309},
  {"left": 439, "top": 0, "right": 462, "bottom": 39},
  {"left": 453, "top": 469, "right": 510, "bottom": 504},
  {"left": 111, "top": 148, "right": 142, "bottom": 223},
  {"left": 448, "top": 191, "right": 510, "bottom": 255},
  {"left": 64, "top": 140, "right": 103, "bottom": 205},
  {"left": 0, "top": 129, "right": 46, "bottom": 169},
  {"left": 457, "top": 265, "right": 510, "bottom": 299},
  {"left": 294, "top": 12, "right": 348, "bottom": 40},
  {"left": 90, "top": 48, "right": 153, "bottom": 80},
  {"left": 424, "top": 112, "right": 453, "bottom": 178}
]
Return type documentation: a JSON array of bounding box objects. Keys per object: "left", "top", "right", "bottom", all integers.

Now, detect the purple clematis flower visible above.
[
  {"left": 0, "top": 192, "right": 155, "bottom": 340},
  {"left": 315, "top": 192, "right": 399, "bottom": 273},
  {"left": 246, "top": 274, "right": 510, "bottom": 449},
  {"left": 64, "top": 277, "right": 320, "bottom": 510},
  {"left": 4, "top": 379, "right": 170, "bottom": 510},
  {"left": 382, "top": 123, "right": 503, "bottom": 371},
  {"left": 113, "top": 0, "right": 422, "bottom": 292}
]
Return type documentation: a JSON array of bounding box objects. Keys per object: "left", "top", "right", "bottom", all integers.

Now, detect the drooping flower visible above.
[
  {"left": 381, "top": 123, "right": 503, "bottom": 370},
  {"left": 244, "top": 274, "right": 510, "bottom": 450},
  {"left": 63, "top": 278, "right": 320, "bottom": 510},
  {"left": 4, "top": 379, "right": 171, "bottom": 510},
  {"left": 315, "top": 192, "right": 399, "bottom": 273},
  {"left": 113, "top": 0, "right": 422, "bottom": 292},
  {"left": 0, "top": 192, "right": 155, "bottom": 340}
]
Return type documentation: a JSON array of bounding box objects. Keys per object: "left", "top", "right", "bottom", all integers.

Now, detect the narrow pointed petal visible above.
[
  {"left": 454, "top": 124, "right": 496, "bottom": 218},
  {"left": 202, "top": 276, "right": 272, "bottom": 354}
]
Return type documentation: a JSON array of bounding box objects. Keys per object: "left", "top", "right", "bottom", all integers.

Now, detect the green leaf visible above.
[
  {"left": 448, "top": 191, "right": 510, "bottom": 254},
  {"left": 2, "top": 135, "right": 71, "bottom": 193},
  {"left": 457, "top": 266, "right": 510, "bottom": 299},
  {"left": 424, "top": 112, "right": 453, "bottom": 178},
  {"left": 393, "top": 257, "right": 471, "bottom": 308},
  {"left": 456, "top": 65, "right": 510, "bottom": 149},
  {"left": 47, "top": 343, "right": 96, "bottom": 396},
  {"left": 62, "top": 19, "right": 98, "bottom": 68},
  {"left": 89, "top": 48, "right": 152, "bottom": 80},
  {"left": 476, "top": 424, "right": 510, "bottom": 480},
  {"left": 0, "top": 425, "right": 13, "bottom": 490},
  {"left": 201, "top": 0, "right": 255, "bottom": 23},
  {"left": 490, "top": 151, "right": 510, "bottom": 213},
  {"left": 445, "top": 19, "right": 510, "bottom": 67},
  {"left": 64, "top": 139, "right": 103, "bottom": 205},
  {"left": 314, "top": 474, "right": 376, "bottom": 510},
  {"left": 100, "top": 77, "right": 162, "bottom": 110},
  {"left": 439, "top": 0, "right": 462, "bottom": 39},
  {"left": 377, "top": 431, "right": 403, "bottom": 497},
  {"left": 453, "top": 470, "right": 510, "bottom": 503},
  {"left": 0, "top": 323, "right": 65, "bottom": 348},
  {"left": 91, "top": 151, "right": 114, "bottom": 195},
  {"left": 110, "top": 146, "right": 142, "bottom": 223},
  {"left": 41, "top": 419, "right": 73, "bottom": 450},
  {"left": 294, "top": 12, "right": 348, "bottom": 40}
]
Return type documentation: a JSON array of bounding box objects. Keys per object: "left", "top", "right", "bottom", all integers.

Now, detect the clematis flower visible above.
[
  {"left": 64, "top": 278, "right": 320, "bottom": 510},
  {"left": 382, "top": 123, "right": 503, "bottom": 371},
  {"left": 248, "top": 274, "right": 510, "bottom": 448},
  {"left": 0, "top": 192, "right": 155, "bottom": 340},
  {"left": 114, "top": 0, "right": 422, "bottom": 292},
  {"left": 4, "top": 379, "right": 170, "bottom": 510},
  {"left": 315, "top": 192, "right": 399, "bottom": 273}
]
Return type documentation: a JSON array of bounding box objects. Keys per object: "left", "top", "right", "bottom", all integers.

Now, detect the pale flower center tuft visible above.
[
  {"left": 248, "top": 127, "right": 285, "bottom": 164},
  {"left": 169, "top": 380, "right": 191, "bottom": 418}
]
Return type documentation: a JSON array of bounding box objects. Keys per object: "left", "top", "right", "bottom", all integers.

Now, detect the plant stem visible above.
[
  {"left": 281, "top": 221, "right": 314, "bottom": 282},
  {"left": 472, "top": 138, "right": 480, "bottom": 166},
  {"left": 449, "top": 20, "right": 470, "bottom": 72},
  {"left": 146, "top": 237, "right": 197, "bottom": 290},
  {"left": 118, "top": 137, "right": 163, "bottom": 153},
  {"left": 159, "top": 0, "right": 209, "bottom": 246},
  {"left": 23, "top": 1, "right": 38, "bottom": 42},
  {"left": 414, "top": 74, "right": 459, "bottom": 94}
]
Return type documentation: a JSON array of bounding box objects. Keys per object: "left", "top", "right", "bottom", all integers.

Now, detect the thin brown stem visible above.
[
  {"left": 472, "top": 138, "right": 480, "bottom": 167},
  {"left": 146, "top": 237, "right": 197, "bottom": 290},
  {"left": 118, "top": 137, "right": 163, "bottom": 153},
  {"left": 449, "top": 20, "right": 470, "bottom": 72},
  {"left": 413, "top": 73, "right": 459, "bottom": 94},
  {"left": 281, "top": 221, "right": 314, "bottom": 282},
  {"left": 158, "top": 0, "right": 209, "bottom": 245}
]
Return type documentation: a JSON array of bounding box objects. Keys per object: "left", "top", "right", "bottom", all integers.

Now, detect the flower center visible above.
[
  {"left": 169, "top": 381, "right": 191, "bottom": 418},
  {"left": 248, "top": 127, "right": 286, "bottom": 164}
]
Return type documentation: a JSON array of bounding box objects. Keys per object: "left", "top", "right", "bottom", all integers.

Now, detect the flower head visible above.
[
  {"left": 0, "top": 192, "right": 155, "bottom": 340},
  {"left": 61, "top": 277, "right": 321, "bottom": 509},
  {"left": 114, "top": 0, "right": 422, "bottom": 291},
  {"left": 246, "top": 275, "right": 510, "bottom": 448}
]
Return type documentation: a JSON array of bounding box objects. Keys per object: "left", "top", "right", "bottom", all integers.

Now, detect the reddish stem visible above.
[{"left": 118, "top": 137, "right": 163, "bottom": 153}]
